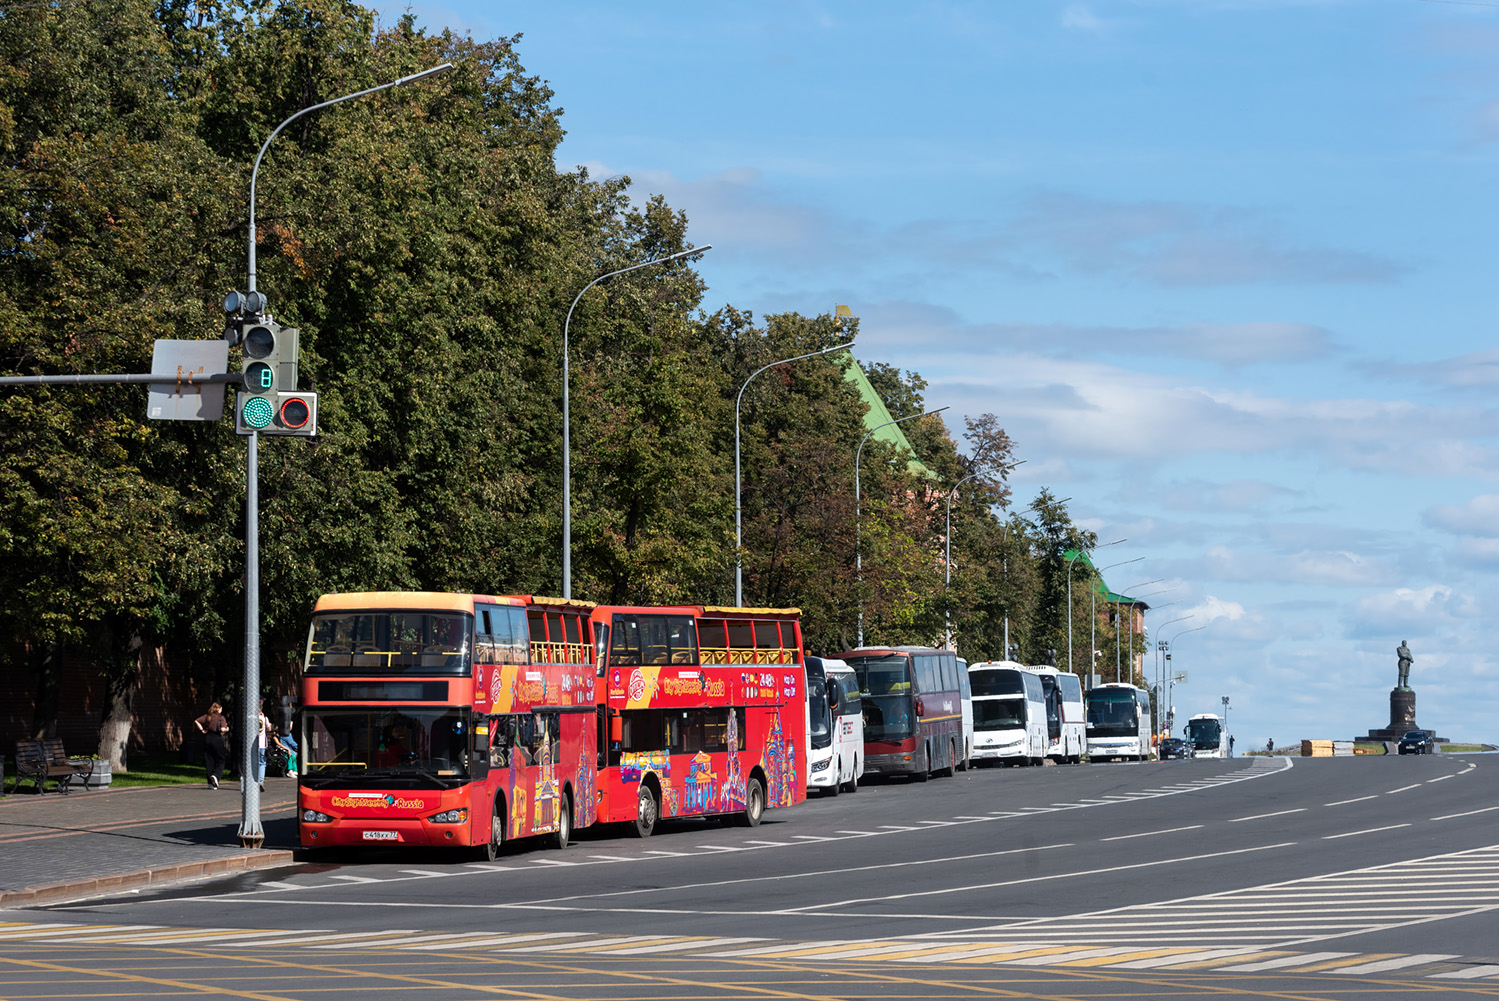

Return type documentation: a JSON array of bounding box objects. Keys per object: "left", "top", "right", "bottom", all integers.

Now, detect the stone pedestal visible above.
[{"left": 1364, "top": 687, "right": 1426, "bottom": 741}]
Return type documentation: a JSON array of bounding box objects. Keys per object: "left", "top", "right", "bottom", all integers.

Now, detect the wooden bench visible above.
[{"left": 12, "top": 739, "right": 95, "bottom": 794}]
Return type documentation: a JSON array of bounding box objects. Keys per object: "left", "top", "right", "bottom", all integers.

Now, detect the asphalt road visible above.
[{"left": 6, "top": 752, "right": 1499, "bottom": 1000}]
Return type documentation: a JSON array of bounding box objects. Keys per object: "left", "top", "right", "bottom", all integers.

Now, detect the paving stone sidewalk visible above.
[{"left": 0, "top": 775, "right": 299, "bottom": 907}]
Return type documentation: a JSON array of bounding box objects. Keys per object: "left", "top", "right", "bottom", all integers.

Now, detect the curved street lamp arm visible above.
[
  {"left": 248, "top": 63, "right": 455, "bottom": 293},
  {"left": 855, "top": 404, "right": 949, "bottom": 647},
  {"left": 562, "top": 243, "right": 714, "bottom": 598},
  {"left": 734, "top": 339, "right": 856, "bottom": 605}
]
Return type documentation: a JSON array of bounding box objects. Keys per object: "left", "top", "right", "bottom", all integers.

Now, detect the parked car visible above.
[
  {"left": 1398, "top": 730, "right": 1435, "bottom": 755},
  {"left": 1159, "top": 736, "right": 1190, "bottom": 760}
]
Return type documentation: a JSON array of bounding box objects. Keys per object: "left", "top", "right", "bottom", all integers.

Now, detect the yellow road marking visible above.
[
  {"left": 1286, "top": 952, "right": 1398, "bottom": 973},
  {"left": 1059, "top": 947, "right": 1202, "bottom": 966}
]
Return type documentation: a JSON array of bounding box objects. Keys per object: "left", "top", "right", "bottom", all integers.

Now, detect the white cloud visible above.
[
  {"left": 1061, "top": 5, "right": 1107, "bottom": 31},
  {"left": 1424, "top": 494, "right": 1499, "bottom": 536},
  {"left": 1351, "top": 584, "right": 1482, "bottom": 635}
]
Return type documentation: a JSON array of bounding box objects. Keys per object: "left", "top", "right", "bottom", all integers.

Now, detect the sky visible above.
[{"left": 371, "top": 0, "right": 1499, "bottom": 750}]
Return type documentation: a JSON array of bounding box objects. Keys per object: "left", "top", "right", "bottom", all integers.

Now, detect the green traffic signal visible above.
[{"left": 241, "top": 396, "right": 274, "bottom": 429}]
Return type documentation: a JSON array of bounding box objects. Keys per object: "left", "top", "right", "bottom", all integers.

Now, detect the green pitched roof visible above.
[
  {"left": 1063, "top": 549, "right": 1149, "bottom": 606},
  {"left": 840, "top": 355, "right": 934, "bottom": 479}
]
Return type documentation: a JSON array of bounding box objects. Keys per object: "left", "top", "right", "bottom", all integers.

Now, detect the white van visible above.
[
  {"left": 806, "top": 656, "right": 864, "bottom": 794},
  {"left": 967, "top": 661, "right": 1048, "bottom": 766}
]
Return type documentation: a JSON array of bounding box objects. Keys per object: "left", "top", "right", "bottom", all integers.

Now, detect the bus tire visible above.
[
  {"left": 739, "top": 777, "right": 765, "bottom": 827},
  {"left": 478, "top": 798, "right": 504, "bottom": 862},
  {"left": 632, "top": 784, "right": 658, "bottom": 838},
  {"left": 825, "top": 768, "right": 841, "bottom": 797},
  {"left": 939, "top": 738, "right": 958, "bottom": 778},
  {"left": 550, "top": 791, "right": 572, "bottom": 850},
  {"left": 912, "top": 745, "right": 930, "bottom": 782},
  {"left": 843, "top": 766, "right": 858, "bottom": 794}
]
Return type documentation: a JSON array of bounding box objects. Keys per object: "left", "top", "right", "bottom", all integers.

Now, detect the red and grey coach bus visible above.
[
  {"left": 593, "top": 605, "right": 807, "bottom": 836},
  {"left": 838, "top": 645, "right": 963, "bottom": 781},
  {"left": 297, "top": 591, "right": 599, "bottom": 859}
]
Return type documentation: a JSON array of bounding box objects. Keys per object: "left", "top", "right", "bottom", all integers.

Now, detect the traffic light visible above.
[
  {"left": 237, "top": 320, "right": 301, "bottom": 432},
  {"left": 235, "top": 391, "right": 318, "bottom": 436}
]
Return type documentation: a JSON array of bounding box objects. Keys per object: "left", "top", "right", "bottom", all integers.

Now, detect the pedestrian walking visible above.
[
  {"left": 253, "top": 700, "right": 272, "bottom": 791},
  {"left": 193, "top": 701, "right": 230, "bottom": 789}
]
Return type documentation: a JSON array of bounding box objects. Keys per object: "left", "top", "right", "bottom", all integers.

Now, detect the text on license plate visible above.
[{"left": 361, "top": 831, "right": 398, "bottom": 841}]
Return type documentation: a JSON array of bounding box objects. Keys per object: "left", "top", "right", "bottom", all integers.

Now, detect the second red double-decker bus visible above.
[
  {"left": 593, "top": 605, "right": 807, "bottom": 836},
  {"left": 297, "top": 592, "right": 599, "bottom": 859}
]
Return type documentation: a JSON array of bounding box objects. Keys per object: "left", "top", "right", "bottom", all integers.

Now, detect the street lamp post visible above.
[
  {"left": 735, "top": 341, "right": 854, "bottom": 607},
  {"left": 944, "top": 459, "right": 1026, "bottom": 651},
  {"left": 996, "top": 492, "right": 1055, "bottom": 660},
  {"left": 856, "top": 406, "right": 948, "bottom": 647},
  {"left": 561, "top": 245, "right": 712, "bottom": 599},
  {"left": 944, "top": 471, "right": 980, "bottom": 650},
  {"left": 1093, "top": 556, "right": 1143, "bottom": 686},
  {"left": 1163, "top": 623, "right": 1206, "bottom": 736},
  {"left": 1153, "top": 614, "right": 1192, "bottom": 738},
  {"left": 1115, "top": 578, "right": 1163, "bottom": 684},
  {"left": 1067, "top": 539, "right": 1124, "bottom": 678},
  {"left": 236, "top": 63, "right": 453, "bottom": 848}
]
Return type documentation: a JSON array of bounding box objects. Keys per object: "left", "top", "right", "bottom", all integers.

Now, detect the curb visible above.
[{"left": 0, "top": 850, "right": 296, "bottom": 908}]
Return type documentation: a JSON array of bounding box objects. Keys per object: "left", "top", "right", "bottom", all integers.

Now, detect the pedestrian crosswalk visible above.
[
  {"left": 930, "top": 842, "right": 1499, "bottom": 949},
  {"left": 1, "top": 904, "right": 1496, "bottom": 980}
]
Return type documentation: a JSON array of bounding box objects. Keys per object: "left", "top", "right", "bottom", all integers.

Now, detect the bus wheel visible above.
[
  {"left": 551, "top": 792, "right": 572, "bottom": 850},
  {"left": 824, "top": 767, "right": 841, "bottom": 797},
  {"left": 633, "top": 785, "right": 658, "bottom": 838},
  {"left": 478, "top": 802, "right": 504, "bottom": 861},
  {"left": 843, "top": 766, "right": 858, "bottom": 794},
  {"left": 739, "top": 777, "right": 765, "bottom": 827}
]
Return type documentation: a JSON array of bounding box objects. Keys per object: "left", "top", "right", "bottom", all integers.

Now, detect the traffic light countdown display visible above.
[{"left": 233, "top": 318, "right": 317, "bottom": 436}]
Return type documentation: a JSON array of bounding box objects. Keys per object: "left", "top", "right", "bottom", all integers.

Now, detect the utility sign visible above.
[{"left": 148, "top": 340, "right": 228, "bottom": 420}]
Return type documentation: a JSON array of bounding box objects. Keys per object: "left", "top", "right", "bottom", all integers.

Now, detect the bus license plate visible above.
[{"left": 362, "top": 831, "right": 398, "bottom": 841}]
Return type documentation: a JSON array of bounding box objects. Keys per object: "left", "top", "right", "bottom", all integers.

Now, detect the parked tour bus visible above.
[
  {"left": 297, "top": 591, "right": 600, "bottom": 859},
  {"left": 1085, "top": 682, "right": 1153, "bottom": 761},
  {"left": 593, "top": 605, "right": 807, "bottom": 835},
  {"left": 1185, "top": 713, "right": 1226, "bottom": 759},
  {"left": 840, "top": 646, "right": 964, "bottom": 780},
  {"left": 966, "top": 661, "right": 1048, "bottom": 766},
  {"left": 805, "top": 655, "right": 864, "bottom": 795},
  {"left": 1030, "top": 665, "right": 1086, "bottom": 764},
  {"left": 956, "top": 656, "right": 974, "bottom": 771}
]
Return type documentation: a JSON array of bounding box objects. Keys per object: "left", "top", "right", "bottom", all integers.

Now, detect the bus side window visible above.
[
  {"left": 611, "top": 616, "right": 641, "bottom": 666},
  {"left": 594, "top": 621, "right": 611, "bottom": 676}
]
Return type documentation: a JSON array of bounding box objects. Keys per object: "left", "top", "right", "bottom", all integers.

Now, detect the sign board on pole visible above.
[{"left": 148, "top": 340, "right": 228, "bottom": 420}]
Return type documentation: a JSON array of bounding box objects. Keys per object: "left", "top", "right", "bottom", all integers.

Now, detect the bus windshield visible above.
[
  {"left": 1086, "top": 690, "right": 1140, "bottom": 736},
  {"left": 848, "top": 655, "right": 914, "bottom": 741},
  {"left": 974, "top": 698, "right": 1026, "bottom": 730},
  {"left": 305, "top": 611, "right": 471, "bottom": 675},
  {"left": 1187, "top": 717, "right": 1223, "bottom": 749},
  {"left": 807, "top": 671, "right": 831, "bottom": 749},
  {"left": 301, "top": 707, "right": 474, "bottom": 788},
  {"left": 970, "top": 670, "right": 1024, "bottom": 696}
]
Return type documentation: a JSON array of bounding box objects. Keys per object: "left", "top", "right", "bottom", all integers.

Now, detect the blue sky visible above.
[{"left": 375, "top": 0, "right": 1499, "bottom": 749}]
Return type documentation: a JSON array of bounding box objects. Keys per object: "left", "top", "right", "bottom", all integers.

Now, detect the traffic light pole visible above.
[
  {"left": 234, "top": 64, "right": 454, "bottom": 848},
  {"left": 239, "top": 430, "right": 263, "bottom": 846}
]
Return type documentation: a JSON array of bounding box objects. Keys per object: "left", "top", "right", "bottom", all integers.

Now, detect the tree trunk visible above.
[
  {"left": 29, "top": 641, "right": 61, "bottom": 740},
  {"left": 96, "top": 621, "right": 143, "bottom": 772}
]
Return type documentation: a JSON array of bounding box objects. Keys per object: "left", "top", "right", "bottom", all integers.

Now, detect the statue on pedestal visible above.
[{"left": 1396, "top": 641, "right": 1413, "bottom": 690}]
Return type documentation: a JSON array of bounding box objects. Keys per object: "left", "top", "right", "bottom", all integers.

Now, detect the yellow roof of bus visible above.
[{"left": 312, "top": 592, "right": 524, "bottom": 613}]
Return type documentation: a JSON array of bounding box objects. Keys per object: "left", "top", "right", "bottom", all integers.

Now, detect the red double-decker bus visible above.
[
  {"left": 297, "top": 592, "right": 599, "bottom": 859},
  {"left": 593, "top": 605, "right": 807, "bottom": 836}
]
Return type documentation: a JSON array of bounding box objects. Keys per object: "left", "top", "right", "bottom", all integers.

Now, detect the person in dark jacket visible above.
[{"left": 194, "top": 701, "right": 230, "bottom": 789}]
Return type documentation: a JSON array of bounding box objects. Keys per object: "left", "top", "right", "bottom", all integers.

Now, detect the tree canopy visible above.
[{"left": 0, "top": 0, "right": 1135, "bottom": 759}]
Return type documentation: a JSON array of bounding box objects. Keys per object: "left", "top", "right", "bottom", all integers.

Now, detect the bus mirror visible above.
[{"left": 610, "top": 715, "right": 622, "bottom": 743}]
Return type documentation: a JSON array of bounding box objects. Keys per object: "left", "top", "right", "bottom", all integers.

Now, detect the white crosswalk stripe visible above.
[{"left": 918, "top": 843, "right": 1499, "bottom": 948}]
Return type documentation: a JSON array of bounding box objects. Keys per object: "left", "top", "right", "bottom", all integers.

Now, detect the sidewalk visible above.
[{"left": 0, "top": 775, "right": 300, "bottom": 907}]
